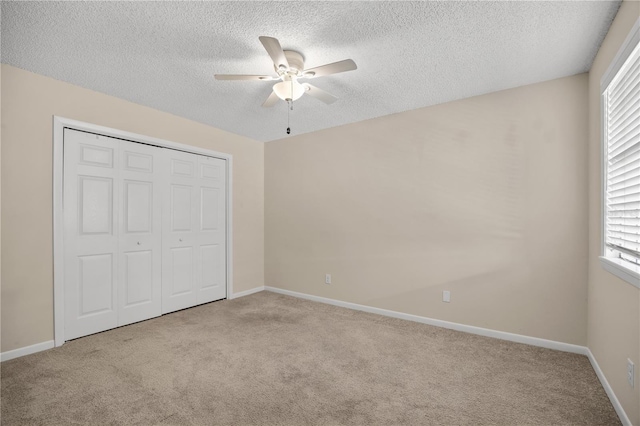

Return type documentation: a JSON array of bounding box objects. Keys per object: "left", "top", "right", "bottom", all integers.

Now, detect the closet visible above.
[{"left": 63, "top": 128, "right": 227, "bottom": 340}]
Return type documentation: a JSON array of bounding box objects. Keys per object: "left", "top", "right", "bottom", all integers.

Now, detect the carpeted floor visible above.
[{"left": 1, "top": 291, "right": 619, "bottom": 425}]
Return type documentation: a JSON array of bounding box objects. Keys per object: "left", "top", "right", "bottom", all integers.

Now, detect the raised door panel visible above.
[
  {"left": 200, "top": 244, "right": 221, "bottom": 290},
  {"left": 170, "top": 247, "right": 194, "bottom": 295},
  {"left": 79, "top": 144, "right": 114, "bottom": 168},
  {"left": 200, "top": 162, "right": 222, "bottom": 181},
  {"left": 79, "top": 176, "right": 113, "bottom": 235},
  {"left": 124, "top": 151, "right": 153, "bottom": 173},
  {"left": 171, "top": 185, "right": 192, "bottom": 231},
  {"left": 200, "top": 187, "right": 220, "bottom": 231},
  {"left": 78, "top": 253, "right": 114, "bottom": 316},
  {"left": 171, "top": 158, "right": 195, "bottom": 177},
  {"left": 123, "top": 250, "right": 153, "bottom": 306},
  {"left": 124, "top": 180, "right": 152, "bottom": 233}
]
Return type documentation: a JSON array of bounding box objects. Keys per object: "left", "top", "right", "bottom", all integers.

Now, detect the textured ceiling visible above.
[{"left": 1, "top": 1, "right": 620, "bottom": 142}]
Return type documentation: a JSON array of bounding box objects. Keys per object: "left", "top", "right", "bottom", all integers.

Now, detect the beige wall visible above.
[
  {"left": 587, "top": 2, "right": 640, "bottom": 424},
  {"left": 266, "top": 74, "right": 589, "bottom": 346},
  {"left": 0, "top": 64, "right": 264, "bottom": 352}
]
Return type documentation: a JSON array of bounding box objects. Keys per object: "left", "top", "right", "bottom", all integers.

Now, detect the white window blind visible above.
[{"left": 604, "top": 40, "right": 640, "bottom": 267}]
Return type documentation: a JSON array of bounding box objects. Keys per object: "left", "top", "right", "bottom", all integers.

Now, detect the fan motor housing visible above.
[{"left": 279, "top": 50, "right": 305, "bottom": 74}]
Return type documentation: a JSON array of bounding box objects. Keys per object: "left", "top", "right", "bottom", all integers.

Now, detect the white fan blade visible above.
[
  {"left": 259, "top": 36, "right": 289, "bottom": 70},
  {"left": 304, "top": 84, "right": 338, "bottom": 104},
  {"left": 215, "top": 74, "right": 274, "bottom": 81},
  {"left": 262, "top": 91, "right": 280, "bottom": 108},
  {"left": 303, "top": 59, "right": 357, "bottom": 78}
]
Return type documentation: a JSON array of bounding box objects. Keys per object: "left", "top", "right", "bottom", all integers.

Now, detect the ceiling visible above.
[{"left": 1, "top": 1, "right": 620, "bottom": 142}]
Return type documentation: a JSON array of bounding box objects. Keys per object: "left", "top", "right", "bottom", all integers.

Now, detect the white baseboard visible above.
[
  {"left": 230, "top": 286, "right": 264, "bottom": 299},
  {"left": 265, "top": 286, "right": 587, "bottom": 354},
  {"left": 1, "top": 340, "right": 55, "bottom": 362},
  {"left": 586, "top": 349, "right": 632, "bottom": 426}
]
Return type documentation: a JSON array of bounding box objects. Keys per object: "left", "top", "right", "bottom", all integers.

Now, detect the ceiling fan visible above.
[{"left": 215, "top": 36, "right": 357, "bottom": 107}]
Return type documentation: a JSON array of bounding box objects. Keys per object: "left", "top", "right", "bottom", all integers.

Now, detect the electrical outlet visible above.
[
  {"left": 628, "top": 359, "right": 635, "bottom": 388},
  {"left": 442, "top": 291, "right": 451, "bottom": 303},
  {"left": 325, "top": 274, "right": 331, "bottom": 285}
]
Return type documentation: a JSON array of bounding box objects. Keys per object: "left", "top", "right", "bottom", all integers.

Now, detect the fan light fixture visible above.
[
  {"left": 214, "top": 36, "right": 357, "bottom": 108},
  {"left": 272, "top": 78, "right": 306, "bottom": 101},
  {"left": 214, "top": 36, "right": 358, "bottom": 134}
]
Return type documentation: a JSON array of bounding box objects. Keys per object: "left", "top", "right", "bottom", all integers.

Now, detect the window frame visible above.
[{"left": 599, "top": 17, "right": 640, "bottom": 289}]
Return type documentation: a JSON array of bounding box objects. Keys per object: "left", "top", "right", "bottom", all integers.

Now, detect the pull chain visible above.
[
  {"left": 285, "top": 78, "right": 295, "bottom": 134},
  {"left": 286, "top": 99, "right": 292, "bottom": 134}
]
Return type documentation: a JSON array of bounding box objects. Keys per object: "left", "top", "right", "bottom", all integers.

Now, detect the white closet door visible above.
[
  {"left": 64, "top": 129, "right": 119, "bottom": 340},
  {"left": 162, "top": 150, "right": 200, "bottom": 313},
  {"left": 197, "top": 155, "right": 227, "bottom": 304},
  {"left": 162, "top": 151, "right": 227, "bottom": 314},
  {"left": 118, "top": 140, "right": 163, "bottom": 326},
  {"left": 64, "top": 127, "right": 228, "bottom": 340}
]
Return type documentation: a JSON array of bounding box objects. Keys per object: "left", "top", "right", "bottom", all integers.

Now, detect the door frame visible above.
[{"left": 52, "top": 116, "right": 234, "bottom": 347}]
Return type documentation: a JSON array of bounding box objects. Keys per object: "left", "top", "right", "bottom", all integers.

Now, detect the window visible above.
[{"left": 600, "top": 20, "right": 640, "bottom": 288}]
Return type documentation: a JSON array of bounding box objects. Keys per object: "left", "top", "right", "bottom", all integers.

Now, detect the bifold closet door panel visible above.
[
  {"left": 197, "top": 155, "right": 227, "bottom": 304},
  {"left": 162, "top": 149, "right": 200, "bottom": 314},
  {"left": 63, "top": 129, "right": 119, "bottom": 340},
  {"left": 117, "top": 140, "right": 163, "bottom": 326}
]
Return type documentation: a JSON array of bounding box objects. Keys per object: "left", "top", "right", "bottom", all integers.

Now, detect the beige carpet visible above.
[{"left": 1, "top": 291, "right": 619, "bottom": 425}]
